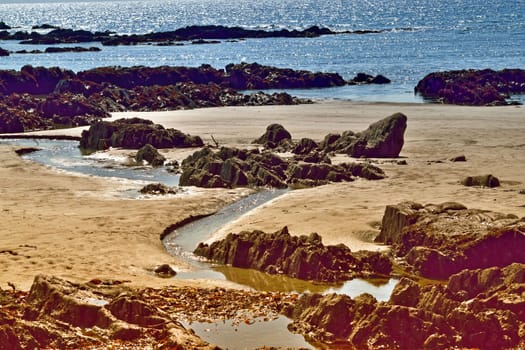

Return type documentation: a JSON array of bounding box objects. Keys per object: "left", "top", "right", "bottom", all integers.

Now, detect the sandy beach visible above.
[{"left": 1, "top": 100, "right": 524, "bottom": 291}]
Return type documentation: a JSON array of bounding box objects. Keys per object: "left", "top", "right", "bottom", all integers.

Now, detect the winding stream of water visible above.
[{"left": 2, "top": 138, "right": 397, "bottom": 349}]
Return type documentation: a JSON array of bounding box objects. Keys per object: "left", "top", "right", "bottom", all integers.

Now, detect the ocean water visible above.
[{"left": 0, "top": 0, "right": 524, "bottom": 102}]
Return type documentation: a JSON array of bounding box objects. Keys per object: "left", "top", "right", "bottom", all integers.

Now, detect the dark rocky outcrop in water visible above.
[
  {"left": 14, "top": 46, "right": 101, "bottom": 54},
  {"left": 79, "top": 118, "right": 203, "bottom": 151},
  {"left": 4, "top": 24, "right": 398, "bottom": 46},
  {"left": 194, "top": 226, "right": 392, "bottom": 282},
  {"left": 319, "top": 112, "right": 407, "bottom": 158},
  {"left": 0, "top": 47, "right": 9, "bottom": 56},
  {"left": 285, "top": 263, "right": 525, "bottom": 349},
  {"left": 376, "top": 201, "right": 524, "bottom": 279},
  {"left": 415, "top": 69, "right": 525, "bottom": 105},
  {"left": 347, "top": 73, "right": 391, "bottom": 85},
  {"left": 178, "top": 145, "right": 385, "bottom": 189}
]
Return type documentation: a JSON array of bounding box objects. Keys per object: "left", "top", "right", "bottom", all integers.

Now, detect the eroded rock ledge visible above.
[
  {"left": 194, "top": 226, "right": 392, "bottom": 282},
  {"left": 377, "top": 201, "right": 525, "bottom": 279}
]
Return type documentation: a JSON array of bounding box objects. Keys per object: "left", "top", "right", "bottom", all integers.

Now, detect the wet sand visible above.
[{"left": 1, "top": 101, "right": 524, "bottom": 290}]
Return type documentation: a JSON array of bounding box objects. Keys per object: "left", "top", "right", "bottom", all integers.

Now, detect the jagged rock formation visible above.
[
  {"left": 376, "top": 201, "right": 524, "bottom": 279},
  {"left": 178, "top": 145, "right": 385, "bottom": 188},
  {"left": 194, "top": 226, "right": 392, "bottom": 282},
  {"left": 415, "top": 69, "right": 525, "bottom": 105},
  {"left": 285, "top": 263, "right": 525, "bottom": 349},
  {"left": 318, "top": 113, "right": 407, "bottom": 158},
  {"left": 0, "top": 275, "right": 215, "bottom": 349},
  {"left": 79, "top": 118, "right": 203, "bottom": 151}
]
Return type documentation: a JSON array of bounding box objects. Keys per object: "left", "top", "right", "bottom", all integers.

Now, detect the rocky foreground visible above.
[{"left": 2, "top": 200, "right": 524, "bottom": 349}]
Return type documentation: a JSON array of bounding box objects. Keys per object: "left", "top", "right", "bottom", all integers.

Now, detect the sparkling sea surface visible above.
[{"left": 0, "top": 0, "right": 524, "bottom": 102}]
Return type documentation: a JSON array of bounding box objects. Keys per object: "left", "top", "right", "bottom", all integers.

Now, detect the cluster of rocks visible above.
[
  {"left": 285, "top": 263, "right": 525, "bottom": 349},
  {"left": 79, "top": 118, "right": 203, "bottom": 152},
  {"left": 0, "top": 64, "right": 313, "bottom": 133},
  {"left": 179, "top": 114, "right": 407, "bottom": 189},
  {"left": 376, "top": 201, "right": 524, "bottom": 279},
  {"left": 0, "top": 24, "right": 413, "bottom": 46},
  {"left": 0, "top": 275, "right": 216, "bottom": 349},
  {"left": 179, "top": 145, "right": 386, "bottom": 189},
  {"left": 194, "top": 226, "right": 392, "bottom": 282},
  {"left": 415, "top": 68, "right": 525, "bottom": 105}
]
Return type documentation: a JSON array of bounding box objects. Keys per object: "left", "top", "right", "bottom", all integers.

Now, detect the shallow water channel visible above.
[{"left": 3, "top": 138, "right": 397, "bottom": 349}]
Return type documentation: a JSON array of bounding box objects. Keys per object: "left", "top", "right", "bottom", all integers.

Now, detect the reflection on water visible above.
[
  {"left": 214, "top": 265, "right": 397, "bottom": 301},
  {"left": 184, "top": 316, "right": 314, "bottom": 350},
  {"left": 0, "top": 138, "right": 179, "bottom": 187}
]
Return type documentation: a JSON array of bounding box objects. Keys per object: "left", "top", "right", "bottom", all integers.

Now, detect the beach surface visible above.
[{"left": 1, "top": 101, "right": 524, "bottom": 290}]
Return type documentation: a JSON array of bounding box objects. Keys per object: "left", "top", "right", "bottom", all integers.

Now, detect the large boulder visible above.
[
  {"left": 320, "top": 113, "right": 407, "bottom": 158},
  {"left": 252, "top": 123, "right": 292, "bottom": 149},
  {"left": 349, "top": 112, "right": 407, "bottom": 158},
  {"left": 135, "top": 143, "right": 166, "bottom": 166}
]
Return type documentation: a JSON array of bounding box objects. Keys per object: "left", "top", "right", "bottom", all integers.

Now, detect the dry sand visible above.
[{"left": 1, "top": 101, "right": 524, "bottom": 290}]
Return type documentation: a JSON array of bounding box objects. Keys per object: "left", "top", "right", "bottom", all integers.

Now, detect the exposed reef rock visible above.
[
  {"left": 286, "top": 263, "right": 525, "bottom": 349},
  {"left": 179, "top": 145, "right": 385, "bottom": 189},
  {"left": 0, "top": 64, "right": 323, "bottom": 133},
  {"left": 415, "top": 68, "right": 525, "bottom": 105},
  {"left": 14, "top": 46, "right": 101, "bottom": 54},
  {"left": 194, "top": 226, "right": 392, "bottom": 282},
  {"left": 4, "top": 24, "right": 404, "bottom": 46},
  {"left": 376, "top": 201, "right": 524, "bottom": 279},
  {"left": 79, "top": 118, "right": 203, "bottom": 151},
  {"left": 319, "top": 112, "right": 407, "bottom": 158}
]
